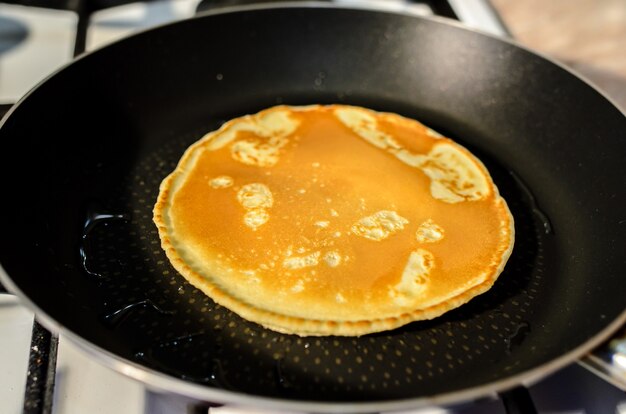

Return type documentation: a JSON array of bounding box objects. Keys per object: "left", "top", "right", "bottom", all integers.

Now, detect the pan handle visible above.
[{"left": 579, "top": 327, "right": 626, "bottom": 391}]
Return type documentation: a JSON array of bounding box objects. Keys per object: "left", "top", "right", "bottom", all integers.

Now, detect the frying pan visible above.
[{"left": 0, "top": 3, "right": 625, "bottom": 413}]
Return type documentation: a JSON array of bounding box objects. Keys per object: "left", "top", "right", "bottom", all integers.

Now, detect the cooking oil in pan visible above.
[
  {"left": 505, "top": 321, "right": 531, "bottom": 354},
  {"left": 508, "top": 170, "right": 553, "bottom": 235},
  {"left": 100, "top": 299, "right": 175, "bottom": 328},
  {"left": 134, "top": 332, "right": 236, "bottom": 390},
  {"left": 80, "top": 205, "right": 131, "bottom": 280}
]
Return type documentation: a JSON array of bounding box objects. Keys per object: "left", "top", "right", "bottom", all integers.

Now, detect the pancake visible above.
[{"left": 153, "top": 104, "right": 514, "bottom": 336}]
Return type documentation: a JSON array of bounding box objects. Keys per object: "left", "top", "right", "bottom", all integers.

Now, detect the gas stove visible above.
[{"left": 0, "top": 1, "right": 624, "bottom": 413}]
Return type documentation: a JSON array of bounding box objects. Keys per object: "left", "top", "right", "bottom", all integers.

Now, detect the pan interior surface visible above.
[{"left": 0, "top": 5, "right": 624, "bottom": 407}]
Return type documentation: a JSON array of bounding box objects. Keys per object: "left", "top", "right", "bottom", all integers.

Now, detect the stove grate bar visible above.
[{"left": 23, "top": 320, "right": 59, "bottom": 414}]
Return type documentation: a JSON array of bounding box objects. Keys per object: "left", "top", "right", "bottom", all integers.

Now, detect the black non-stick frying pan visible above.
[{"left": 0, "top": 4, "right": 625, "bottom": 413}]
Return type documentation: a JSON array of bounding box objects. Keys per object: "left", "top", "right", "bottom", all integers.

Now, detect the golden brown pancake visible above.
[{"left": 153, "top": 104, "right": 514, "bottom": 336}]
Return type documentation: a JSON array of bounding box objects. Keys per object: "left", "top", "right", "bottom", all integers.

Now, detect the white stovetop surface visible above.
[{"left": 0, "top": 1, "right": 625, "bottom": 413}]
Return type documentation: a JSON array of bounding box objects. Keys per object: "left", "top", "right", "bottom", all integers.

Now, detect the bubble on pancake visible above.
[
  {"left": 283, "top": 251, "right": 321, "bottom": 270},
  {"left": 419, "top": 143, "right": 490, "bottom": 203},
  {"left": 242, "top": 270, "right": 260, "bottom": 284},
  {"left": 416, "top": 219, "right": 444, "bottom": 243},
  {"left": 351, "top": 210, "right": 408, "bottom": 241},
  {"left": 291, "top": 279, "right": 305, "bottom": 293},
  {"left": 395, "top": 144, "right": 490, "bottom": 203},
  {"left": 323, "top": 251, "right": 342, "bottom": 267},
  {"left": 390, "top": 249, "right": 434, "bottom": 304},
  {"left": 231, "top": 136, "right": 288, "bottom": 167},
  {"left": 203, "top": 108, "right": 299, "bottom": 167},
  {"left": 237, "top": 183, "right": 273, "bottom": 209},
  {"left": 335, "top": 292, "right": 347, "bottom": 303},
  {"left": 334, "top": 106, "right": 402, "bottom": 150},
  {"left": 314, "top": 220, "right": 330, "bottom": 228},
  {"left": 237, "top": 183, "right": 273, "bottom": 230},
  {"left": 243, "top": 209, "right": 270, "bottom": 229},
  {"left": 333, "top": 106, "right": 489, "bottom": 204},
  {"left": 209, "top": 175, "right": 233, "bottom": 189},
  {"left": 393, "top": 149, "right": 424, "bottom": 167}
]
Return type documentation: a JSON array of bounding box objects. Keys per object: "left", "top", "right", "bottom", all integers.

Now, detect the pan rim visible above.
[
  {"left": 2, "top": 264, "right": 626, "bottom": 412},
  {"left": 1, "top": 2, "right": 625, "bottom": 412},
  {"left": 1, "top": 1, "right": 624, "bottom": 129}
]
